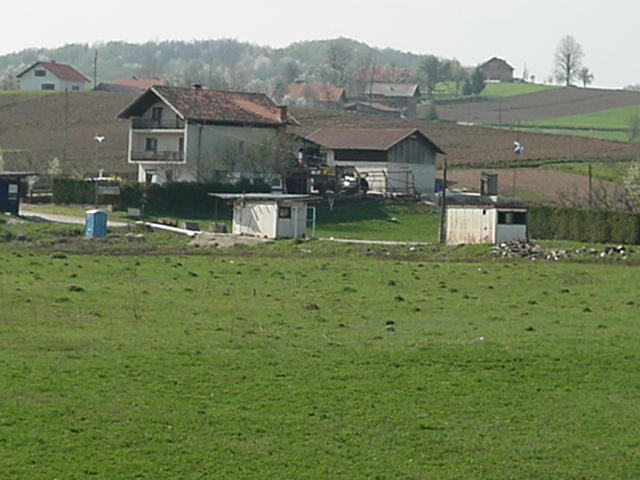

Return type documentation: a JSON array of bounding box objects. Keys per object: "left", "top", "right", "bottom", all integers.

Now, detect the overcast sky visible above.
[{"left": 3, "top": 0, "right": 637, "bottom": 88}]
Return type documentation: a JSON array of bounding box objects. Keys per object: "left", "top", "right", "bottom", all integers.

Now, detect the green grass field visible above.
[
  {"left": 525, "top": 105, "right": 640, "bottom": 130},
  {"left": 1, "top": 221, "right": 640, "bottom": 479},
  {"left": 481, "top": 83, "right": 560, "bottom": 98},
  {"left": 545, "top": 160, "right": 636, "bottom": 183}
]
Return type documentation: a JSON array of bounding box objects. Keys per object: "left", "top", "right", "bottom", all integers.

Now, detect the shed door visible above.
[{"left": 0, "top": 179, "right": 19, "bottom": 214}]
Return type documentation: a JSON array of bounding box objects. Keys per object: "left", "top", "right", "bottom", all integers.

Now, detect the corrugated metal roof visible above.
[
  {"left": 17, "top": 61, "right": 90, "bottom": 82},
  {"left": 286, "top": 83, "right": 346, "bottom": 103},
  {"left": 118, "top": 86, "right": 298, "bottom": 126},
  {"left": 366, "top": 82, "right": 419, "bottom": 98},
  {"left": 305, "top": 127, "right": 445, "bottom": 154}
]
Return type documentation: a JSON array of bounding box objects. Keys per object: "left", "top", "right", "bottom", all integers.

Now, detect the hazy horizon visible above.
[{"left": 3, "top": 0, "right": 639, "bottom": 89}]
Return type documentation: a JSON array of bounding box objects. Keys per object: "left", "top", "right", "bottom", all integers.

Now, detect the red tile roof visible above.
[
  {"left": 118, "top": 86, "right": 297, "bottom": 126},
  {"left": 286, "top": 83, "right": 346, "bottom": 103},
  {"left": 113, "top": 77, "right": 165, "bottom": 89},
  {"left": 17, "top": 61, "right": 89, "bottom": 82},
  {"left": 305, "top": 128, "right": 444, "bottom": 154}
]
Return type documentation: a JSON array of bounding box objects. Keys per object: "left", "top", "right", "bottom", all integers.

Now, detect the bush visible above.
[
  {"left": 529, "top": 206, "right": 640, "bottom": 244},
  {"left": 53, "top": 178, "right": 272, "bottom": 216}
]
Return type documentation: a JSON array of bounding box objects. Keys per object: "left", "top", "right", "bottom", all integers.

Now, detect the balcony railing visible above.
[
  {"left": 132, "top": 118, "right": 185, "bottom": 129},
  {"left": 130, "top": 150, "right": 185, "bottom": 162}
]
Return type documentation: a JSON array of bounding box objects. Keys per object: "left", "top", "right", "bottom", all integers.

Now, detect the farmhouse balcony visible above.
[
  {"left": 132, "top": 118, "right": 185, "bottom": 129},
  {"left": 131, "top": 150, "right": 185, "bottom": 162}
]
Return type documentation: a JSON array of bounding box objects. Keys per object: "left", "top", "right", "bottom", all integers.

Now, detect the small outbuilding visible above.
[
  {"left": 444, "top": 194, "right": 528, "bottom": 245},
  {"left": 209, "top": 193, "right": 313, "bottom": 239},
  {"left": 0, "top": 172, "right": 36, "bottom": 215}
]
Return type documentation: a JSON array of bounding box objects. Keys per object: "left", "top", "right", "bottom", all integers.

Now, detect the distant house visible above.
[
  {"left": 284, "top": 83, "right": 347, "bottom": 109},
  {"left": 344, "top": 101, "right": 404, "bottom": 117},
  {"left": 479, "top": 57, "right": 514, "bottom": 83},
  {"left": 117, "top": 85, "right": 297, "bottom": 184},
  {"left": 363, "top": 83, "right": 421, "bottom": 118},
  {"left": 305, "top": 127, "right": 444, "bottom": 195},
  {"left": 17, "top": 61, "right": 89, "bottom": 91},
  {"left": 444, "top": 194, "right": 528, "bottom": 244},
  {"left": 95, "top": 77, "right": 165, "bottom": 93}
]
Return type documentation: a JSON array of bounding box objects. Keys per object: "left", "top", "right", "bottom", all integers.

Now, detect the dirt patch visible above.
[
  {"left": 291, "top": 107, "right": 640, "bottom": 166},
  {"left": 448, "top": 167, "right": 620, "bottom": 205}
]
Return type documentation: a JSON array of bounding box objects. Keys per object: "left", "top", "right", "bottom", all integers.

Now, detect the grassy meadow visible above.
[
  {"left": 481, "top": 83, "right": 560, "bottom": 98},
  {"left": 1, "top": 220, "right": 640, "bottom": 478}
]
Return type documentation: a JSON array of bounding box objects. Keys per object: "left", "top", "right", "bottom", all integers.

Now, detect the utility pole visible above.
[
  {"left": 588, "top": 163, "right": 593, "bottom": 208},
  {"left": 63, "top": 88, "right": 69, "bottom": 167},
  {"left": 93, "top": 50, "right": 98, "bottom": 88},
  {"left": 439, "top": 158, "right": 448, "bottom": 244}
]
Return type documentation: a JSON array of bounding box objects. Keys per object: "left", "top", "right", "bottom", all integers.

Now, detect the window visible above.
[
  {"left": 178, "top": 137, "right": 184, "bottom": 152},
  {"left": 498, "top": 211, "right": 527, "bottom": 225},
  {"left": 35, "top": 70, "right": 46, "bottom": 77},
  {"left": 72, "top": 86, "right": 80, "bottom": 91},
  {"left": 8, "top": 184, "right": 18, "bottom": 201},
  {"left": 145, "top": 137, "right": 158, "bottom": 151},
  {"left": 41, "top": 84, "right": 55, "bottom": 90},
  {"left": 278, "top": 206, "right": 292, "bottom": 219},
  {"left": 151, "top": 107, "right": 163, "bottom": 120},
  {"left": 145, "top": 170, "right": 158, "bottom": 184}
]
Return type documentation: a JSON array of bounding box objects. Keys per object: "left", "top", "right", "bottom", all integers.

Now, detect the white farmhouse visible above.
[
  {"left": 117, "top": 85, "right": 297, "bottom": 184},
  {"left": 17, "top": 61, "right": 89, "bottom": 91}
]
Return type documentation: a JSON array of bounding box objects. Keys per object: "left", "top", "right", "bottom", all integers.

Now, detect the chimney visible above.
[
  {"left": 278, "top": 105, "right": 288, "bottom": 122},
  {"left": 192, "top": 83, "right": 202, "bottom": 90}
]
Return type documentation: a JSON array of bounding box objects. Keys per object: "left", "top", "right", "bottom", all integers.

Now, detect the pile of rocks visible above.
[{"left": 492, "top": 240, "right": 631, "bottom": 261}]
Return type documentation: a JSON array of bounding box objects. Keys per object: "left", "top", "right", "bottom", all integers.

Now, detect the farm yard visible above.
[{"left": 1, "top": 220, "right": 640, "bottom": 479}]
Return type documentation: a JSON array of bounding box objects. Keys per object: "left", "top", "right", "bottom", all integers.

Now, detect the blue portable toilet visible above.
[{"left": 85, "top": 209, "right": 108, "bottom": 238}]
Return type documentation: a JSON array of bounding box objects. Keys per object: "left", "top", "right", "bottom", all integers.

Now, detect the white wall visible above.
[
  {"left": 446, "top": 207, "right": 496, "bottom": 244},
  {"left": 232, "top": 202, "right": 277, "bottom": 238}
]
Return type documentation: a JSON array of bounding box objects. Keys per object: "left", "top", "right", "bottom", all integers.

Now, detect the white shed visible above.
[
  {"left": 444, "top": 194, "right": 528, "bottom": 245},
  {"left": 209, "top": 193, "right": 313, "bottom": 239}
]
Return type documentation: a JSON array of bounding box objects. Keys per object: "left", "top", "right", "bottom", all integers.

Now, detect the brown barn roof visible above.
[
  {"left": 479, "top": 57, "right": 514, "bottom": 71},
  {"left": 305, "top": 127, "right": 444, "bottom": 154},
  {"left": 286, "top": 83, "right": 346, "bottom": 103},
  {"left": 366, "top": 82, "right": 420, "bottom": 98},
  {"left": 17, "top": 61, "right": 90, "bottom": 82},
  {"left": 118, "top": 86, "right": 298, "bottom": 126}
]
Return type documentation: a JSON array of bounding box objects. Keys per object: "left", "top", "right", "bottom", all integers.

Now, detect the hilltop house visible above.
[
  {"left": 362, "top": 83, "right": 421, "bottom": 118},
  {"left": 17, "top": 61, "right": 90, "bottom": 91},
  {"left": 304, "top": 127, "right": 444, "bottom": 195},
  {"left": 479, "top": 57, "right": 514, "bottom": 83},
  {"left": 117, "top": 85, "right": 297, "bottom": 184},
  {"left": 284, "top": 83, "right": 348, "bottom": 109}
]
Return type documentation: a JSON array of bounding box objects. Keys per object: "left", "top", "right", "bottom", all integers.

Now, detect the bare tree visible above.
[
  {"left": 419, "top": 55, "right": 444, "bottom": 98},
  {"left": 554, "top": 35, "right": 584, "bottom": 86},
  {"left": 326, "top": 43, "right": 351, "bottom": 87},
  {"left": 578, "top": 67, "right": 594, "bottom": 87}
]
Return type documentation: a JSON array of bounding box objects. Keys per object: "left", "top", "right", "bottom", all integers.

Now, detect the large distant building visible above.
[
  {"left": 17, "top": 61, "right": 90, "bottom": 91},
  {"left": 479, "top": 57, "right": 514, "bottom": 83}
]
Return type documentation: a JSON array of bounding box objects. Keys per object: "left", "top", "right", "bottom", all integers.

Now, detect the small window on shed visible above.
[
  {"left": 35, "top": 70, "right": 46, "bottom": 77},
  {"left": 41, "top": 84, "right": 55, "bottom": 90},
  {"left": 278, "top": 206, "right": 292, "bottom": 219},
  {"left": 498, "top": 211, "right": 527, "bottom": 225},
  {"left": 8, "top": 184, "right": 18, "bottom": 201}
]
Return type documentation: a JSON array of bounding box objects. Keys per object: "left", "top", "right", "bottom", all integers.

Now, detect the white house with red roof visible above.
[
  {"left": 117, "top": 85, "right": 298, "bottom": 184},
  {"left": 17, "top": 61, "right": 90, "bottom": 91}
]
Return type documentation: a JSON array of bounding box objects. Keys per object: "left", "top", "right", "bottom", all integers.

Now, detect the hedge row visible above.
[
  {"left": 529, "top": 206, "right": 640, "bottom": 244},
  {"left": 53, "top": 179, "right": 271, "bottom": 215}
]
